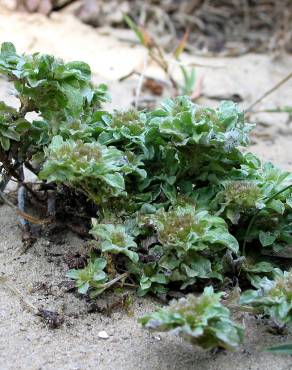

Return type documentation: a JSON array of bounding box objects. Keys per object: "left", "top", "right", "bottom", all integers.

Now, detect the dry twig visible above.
[
  {"left": 0, "top": 275, "right": 63, "bottom": 328},
  {"left": 246, "top": 71, "right": 292, "bottom": 112},
  {"left": 0, "top": 191, "right": 50, "bottom": 225}
]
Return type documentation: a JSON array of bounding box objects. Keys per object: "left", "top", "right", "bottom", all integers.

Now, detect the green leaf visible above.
[
  {"left": 244, "top": 261, "right": 275, "bottom": 273},
  {"left": 182, "top": 256, "right": 212, "bottom": 279},
  {"left": 259, "top": 231, "right": 277, "bottom": 247},
  {"left": 66, "top": 269, "right": 80, "bottom": 279},
  {"left": 93, "top": 271, "right": 107, "bottom": 282},
  {"left": 124, "top": 15, "right": 146, "bottom": 46},
  {"left": 286, "top": 196, "right": 292, "bottom": 208},
  {"left": 1, "top": 42, "right": 16, "bottom": 56},
  {"left": 1, "top": 128, "right": 20, "bottom": 141},
  {"left": 140, "top": 276, "right": 152, "bottom": 290},
  {"left": 92, "top": 258, "right": 107, "bottom": 271},
  {"left": 151, "top": 273, "right": 167, "bottom": 284},
  {"left": 0, "top": 135, "right": 10, "bottom": 150},
  {"left": 102, "top": 173, "right": 125, "bottom": 190},
  {"left": 267, "top": 199, "right": 285, "bottom": 214},
  {"left": 64, "top": 61, "right": 91, "bottom": 80},
  {"left": 204, "top": 230, "right": 239, "bottom": 254},
  {"left": 78, "top": 282, "right": 90, "bottom": 295},
  {"left": 264, "top": 343, "right": 292, "bottom": 355}
]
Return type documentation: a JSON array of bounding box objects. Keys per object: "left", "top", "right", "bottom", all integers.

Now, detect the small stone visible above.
[{"left": 98, "top": 330, "right": 109, "bottom": 339}]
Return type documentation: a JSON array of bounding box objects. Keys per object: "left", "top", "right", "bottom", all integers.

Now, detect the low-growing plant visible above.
[
  {"left": 90, "top": 221, "right": 139, "bottom": 263},
  {"left": 0, "top": 43, "right": 291, "bottom": 351},
  {"left": 66, "top": 257, "right": 108, "bottom": 296},
  {"left": 139, "top": 286, "right": 244, "bottom": 350},
  {"left": 240, "top": 269, "right": 292, "bottom": 327}
]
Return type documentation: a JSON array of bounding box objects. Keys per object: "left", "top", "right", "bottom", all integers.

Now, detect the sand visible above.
[{"left": 1, "top": 205, "right": 292, "bottom": 370}]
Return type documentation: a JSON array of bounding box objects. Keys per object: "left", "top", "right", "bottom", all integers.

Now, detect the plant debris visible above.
[
  {"left": 11, "top": 1, "right": 292, "bottom": 55},
  {"left": 37, "top": 308, "right": 64, "bottom": 329},
  {"left": 74, "top": 0, "right": 292, "bottom": 55},
  {"left": 0, "top": 275, "right": 63, "bottom": 329}
]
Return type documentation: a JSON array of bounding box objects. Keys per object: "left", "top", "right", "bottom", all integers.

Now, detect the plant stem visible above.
[
  {"left": 246, "top": 71, "right": 292, "bottom": 112},
  {"left": 102, "top": 272, "right": 129, "bottom": 290},
  {"left": 0, "top": 190, "right": 49, "bottom": 225},
  {"left": 242, "top": 184, "right": 292, "bottom": 255},
  {"left": 0, "top": 147, "right": 44, "bottom": 201}
]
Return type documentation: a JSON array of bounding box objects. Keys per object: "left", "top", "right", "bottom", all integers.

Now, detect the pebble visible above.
[{"left": 98, "top": 330, "right": 109, "bottom": 339}]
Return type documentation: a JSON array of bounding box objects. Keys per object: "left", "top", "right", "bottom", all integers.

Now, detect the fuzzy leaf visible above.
[{"left": 140, "top": 286, "right": 243, "bottom": 350}]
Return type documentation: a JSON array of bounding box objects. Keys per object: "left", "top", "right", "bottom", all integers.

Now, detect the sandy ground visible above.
[
  {"left": 0, "top": 5, "right": 292, "bottom": 370},
  {"left": 1, "top": 204, "right": 292, "bottom": 370}
]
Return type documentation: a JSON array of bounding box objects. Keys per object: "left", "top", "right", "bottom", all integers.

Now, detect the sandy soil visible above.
[
  {"left": 0, "top": 5, "right": 292, "bottom": 370},
  {"left": 1, "top": 203, "right": 292, "bottom": 370}
]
